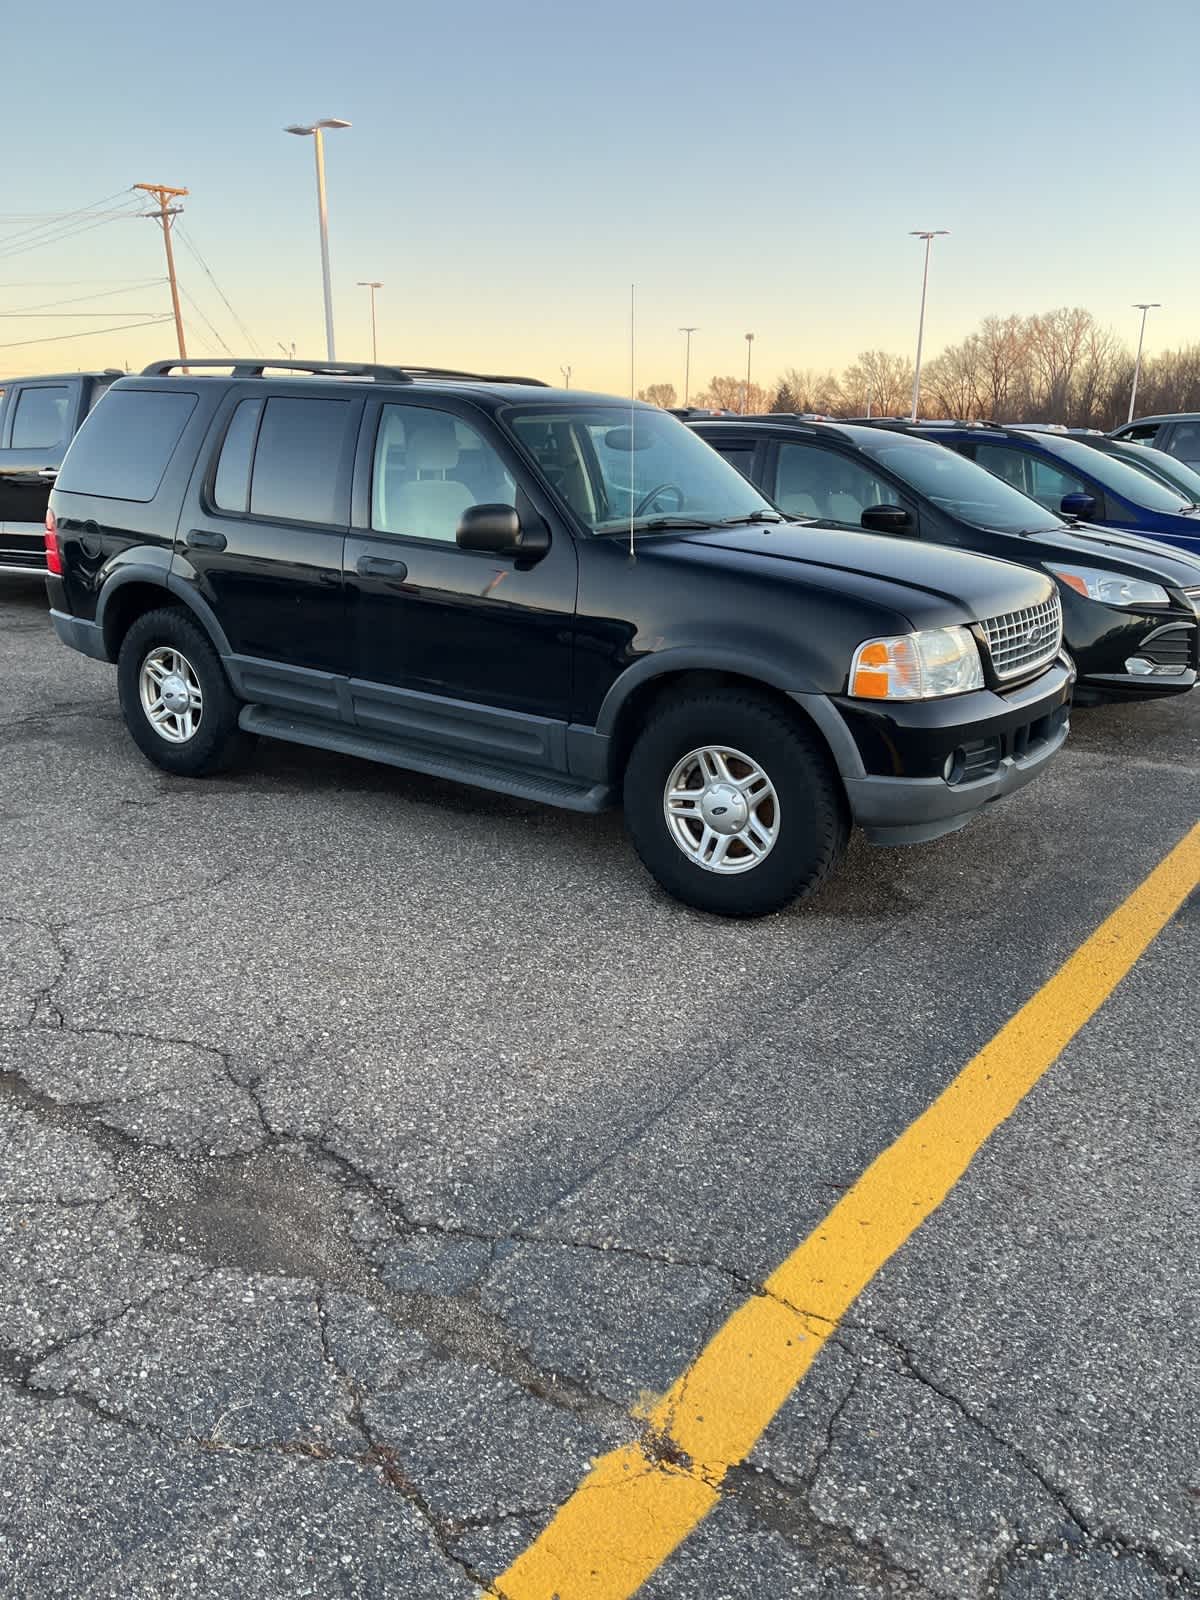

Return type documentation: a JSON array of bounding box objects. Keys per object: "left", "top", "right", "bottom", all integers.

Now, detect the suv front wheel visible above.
[
  {"left": 117, "top": 608, "right": 253, "bottom": 777},
  {"left": 623, "top": 690, "right": 849, "bottom": 917}
]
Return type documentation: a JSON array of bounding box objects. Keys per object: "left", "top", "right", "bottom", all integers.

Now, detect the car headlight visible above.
[
  {"left": 1048, "top": 565, "right": 1169, "bottom": 608},
  {"left": 849, "top": 625, "right": 985, "bottom": 699}
]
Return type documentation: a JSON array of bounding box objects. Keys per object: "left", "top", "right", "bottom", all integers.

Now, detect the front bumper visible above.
[
  {"left": 793, "top": 656, "right": 1074, "bottom": 846},
  {"left": 1069, "top": 605, "right": 1198, "bottom": 703}
]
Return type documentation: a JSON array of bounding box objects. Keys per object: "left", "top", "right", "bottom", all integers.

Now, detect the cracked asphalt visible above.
[{"left": 1, "top": 577, "right": 1197, "bottom": 1599}]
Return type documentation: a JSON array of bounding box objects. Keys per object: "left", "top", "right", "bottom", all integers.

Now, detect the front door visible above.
[
  {"left": 344, "top": 399, "right": 578, "bottom": 769},
  {"left": 179, "top": 388, "right": 361, "bottom": 705}
]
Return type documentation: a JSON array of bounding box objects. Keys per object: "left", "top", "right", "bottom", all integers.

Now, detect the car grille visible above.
[
  {"left": 1136, "top": 622, "right": 1196, "bottom": 670},
  {"left": 979, "top": 591, "right": 1063, "bottom": 682}
]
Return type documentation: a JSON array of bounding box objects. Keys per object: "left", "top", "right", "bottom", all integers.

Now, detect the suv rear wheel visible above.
[
  {"left": 117, "top": 608, "right": 253, "bottom": 777},
  {"left": 623, "top": 690, "right": 849, "bottom": 917}
]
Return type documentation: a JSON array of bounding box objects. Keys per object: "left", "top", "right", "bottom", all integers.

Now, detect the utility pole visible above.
[
  {"left": 679, "top": 326, "right": 697, "bottom": 406},
  {"left": 357, "top": 281, "right": 383, "bottom": 362},
  {"left": 560, "top": 364, "right": 572, "bottom": 388},
  {"left": 135, "top": 183, "right": 188, "bottom": 366},
  {"left": 1128, "top": 302, "right": 1160, "bottom": 423}
]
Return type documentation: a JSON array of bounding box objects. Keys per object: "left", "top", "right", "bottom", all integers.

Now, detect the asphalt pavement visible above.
[{"left": 1, "top": 577, "right": 1197, "bottom": 1599}]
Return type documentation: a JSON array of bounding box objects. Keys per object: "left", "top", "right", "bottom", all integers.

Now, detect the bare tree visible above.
[
  {"left": 637, "top": 383, "right": 677, "bottom": 408},
  {"left": 690, "top": 375, "right": 773, "bottom": 413},
  {"left": 775, "top": 366, "right": 844, "bottom": 414},
  {"left": 841, "top": 350, "right": 914, "bottom": 417}
]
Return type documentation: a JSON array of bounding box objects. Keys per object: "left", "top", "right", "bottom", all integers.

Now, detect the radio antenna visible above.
[{"left": 629, "top": 282, "right": 636, "bottom": 561}]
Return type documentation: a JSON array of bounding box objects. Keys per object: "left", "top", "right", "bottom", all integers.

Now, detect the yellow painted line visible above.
[{"left": 496, "top": 821, "right": 1200, "bottom": 1600}]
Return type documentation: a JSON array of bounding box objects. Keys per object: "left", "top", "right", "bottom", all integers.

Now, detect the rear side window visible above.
[
  {"left": 249, "top": 397, "right": 349, "bottom": 525},
  {"left": 213, "top": 397, "right": 264, "bottom": 513},
  {"left": 10, "top": 384, "right": 71, "bottom": 449},
  {"left": 56, "top": 389, "right": 197, "bottom": 502}
]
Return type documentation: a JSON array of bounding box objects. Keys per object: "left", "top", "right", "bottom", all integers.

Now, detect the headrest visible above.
[{"left": 408, "top": 417, "right": 459, "bottom": 471}]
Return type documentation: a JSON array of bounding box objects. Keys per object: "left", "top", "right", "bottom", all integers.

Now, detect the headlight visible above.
[
  {"left": 1048, "top": 565, "right": 1169, "bottom": 608},
  {"left": 849, "top": 625, "right": 985, "bottom": 699}
]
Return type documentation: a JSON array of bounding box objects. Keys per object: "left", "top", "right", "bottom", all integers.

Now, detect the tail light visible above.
[{"left": 44, "top": 508, "right": 63, "bottom": 575}]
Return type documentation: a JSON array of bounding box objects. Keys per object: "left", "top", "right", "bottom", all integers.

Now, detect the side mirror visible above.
[
  {"left": 456, "top": 502, "right": 549, "bottom": 559},
  {"left": 1060, "top": 491, "right": 1096, "bottom": 519},
  {"left": 860, "top": 503, "right": 914, "bottom": 534}
]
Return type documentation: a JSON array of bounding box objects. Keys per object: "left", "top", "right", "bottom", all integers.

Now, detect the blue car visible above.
[{"left": 872, "top": 422, "right": 1200, "bottom": 558}]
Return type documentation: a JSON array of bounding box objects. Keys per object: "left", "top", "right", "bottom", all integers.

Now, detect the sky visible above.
[{"left": 3, "top": 0, "right": 1199, "bottom": 395}]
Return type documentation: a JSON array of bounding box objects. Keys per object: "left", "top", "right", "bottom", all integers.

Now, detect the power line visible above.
[
  {"left": 1, "top": 280, "right": 165, "bottom": 315},
  {"left": 0, "top": 188, "right": 135, "bottom": 248},
  {"left": 178, "top": 283, "right": 234, "bottom": 355},
  {"left": 0, "top": 315, "right": 172, "bottom": 351},
  {"left": 175, "top": 226, "right": 260, "bottom": 351},
  {"left": 0, "top": 310, "right": 163, "bottom": 318},
  {"left": 0, "top": 205, "right": 144, "bottom": 264}
]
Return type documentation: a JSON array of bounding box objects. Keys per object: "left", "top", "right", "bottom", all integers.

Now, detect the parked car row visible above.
[{"left": 12, "top": 357, "right": 1200, "bottom": 915}]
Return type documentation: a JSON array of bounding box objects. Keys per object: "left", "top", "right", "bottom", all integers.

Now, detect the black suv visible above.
[
  {"left": 691, "top": 416, "right": 1200, "bottom": 705},
  {"left": 0, "top": 369, "right": 121, "bottom": 576},
  {"left": 47, "top": 359, "right": 1072, "bottom": 917}
]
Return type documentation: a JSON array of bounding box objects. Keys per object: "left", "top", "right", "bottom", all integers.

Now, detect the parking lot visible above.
[{"left": 1, "top": 575, "right": 1197, "bottom": 1598}]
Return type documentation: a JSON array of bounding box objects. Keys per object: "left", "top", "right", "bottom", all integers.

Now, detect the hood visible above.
[
  {"left": 1024, "top": 521, "right": 1200, "bottom": 590},
  {"left": 670, "top": 524, "right": 1053, "bottom": 623}
]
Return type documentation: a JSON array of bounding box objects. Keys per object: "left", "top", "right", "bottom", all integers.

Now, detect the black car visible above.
[
  {"left": 0, "top": 369, "right": 121, "bottom": 575},
  {"left": 691, "top": 416, "right": 1200, "bottom": 705},
  {"left": 46, "top": 359, "right": 1072, "bottom": 917}
]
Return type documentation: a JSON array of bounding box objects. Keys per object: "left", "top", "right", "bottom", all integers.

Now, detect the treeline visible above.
[{"left": 638, "top": 308, "right": 1200, "bottom": 428}]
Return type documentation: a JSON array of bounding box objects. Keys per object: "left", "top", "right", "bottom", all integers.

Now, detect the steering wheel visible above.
[{"left": 632, "top": 482, "right": 685, "bottom": 517}]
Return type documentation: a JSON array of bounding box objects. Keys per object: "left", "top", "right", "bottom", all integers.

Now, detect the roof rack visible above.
[{"left": 140, "top": 358, "right": 548, "bottom": 386}]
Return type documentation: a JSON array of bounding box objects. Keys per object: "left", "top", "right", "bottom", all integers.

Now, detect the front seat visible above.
[
  {"left": 382, "top": 415, "right": 474, "bottom": 541},
  {"left": 774, "top": 451, "right": 820, "bottom": 519}
]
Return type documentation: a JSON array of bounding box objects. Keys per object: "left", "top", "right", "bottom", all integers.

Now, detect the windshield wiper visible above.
[
  {"left": 717, "top": 510, "right": 785, "bottom": 525},
  {"left": 628, "top": 515, "right": 720, "bottom": 531}
]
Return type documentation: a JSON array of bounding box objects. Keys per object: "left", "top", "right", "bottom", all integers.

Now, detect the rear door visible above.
[
  {"left": 178, "top": 387, "right": 361, "bottom": 708},
  {"left": 0, "top": 378, "right": 80, "bottom": 570}
]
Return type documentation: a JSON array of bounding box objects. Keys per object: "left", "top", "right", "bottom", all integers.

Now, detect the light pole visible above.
[
  {"left": 908, "top": 229, "right": 948, "bottom": 422},
  {"left": 285, "top": 118, "right": 351, "bottom": 360},
  {"left": 560, "top": 365, "right": 572, "bottom": 388},
  {"left": 1128, "top": 302, "right": 1160, "bottom": 423},
  {"left": 357, "top": 280, "right": 383, "bottom": 362},
  {"left": 678, "top": 326, "right": 697, "bottom": 406},
  {"left": 743, "top": 332, "right": 755, "bottom": 413}
]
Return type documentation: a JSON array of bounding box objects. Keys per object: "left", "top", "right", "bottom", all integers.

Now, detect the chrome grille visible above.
[{"left": 979, "top": 591, "right": 1062, "bottom": 681}]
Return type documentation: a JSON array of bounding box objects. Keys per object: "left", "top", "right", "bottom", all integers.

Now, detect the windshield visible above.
[
  {"left": 1032, "top": 434, "right": 1192, "bottom": 513},
  {"left": 1105, "top": 442, "right": 1200, "bottom": 503},
  {"left": 506, "top": 405, "right": 776, "bottom": 532},
  {"left": 855, "top": 434, "right": 1062, "bottom": 534}
]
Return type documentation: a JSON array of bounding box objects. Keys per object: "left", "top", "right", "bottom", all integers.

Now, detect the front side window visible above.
[
  {"left": 775, "top": 443, "right": 892, "bottom": 523},
  {"left": 371, "top": 405, "right": 516, "bottom": 542},
  {"left": 56, "top": 389, "right": 197, "bottom": 502},
  {"left": 507, "top": 406, "right": 773, "bottom": 532},
  {"left": 858, "top": 435, "right": 1061, "bottom": 534},
  {"left": 1119, "top": 422, "right": 1162, "bottom": 446},
  {"left": 1028, "top": 455, "right": 1089, "bottom": 510},
  {"left": 1165, "top": 421, "right": 1200, "bottom": 466},
  {"left": 10, "top": 385, "right": 70, "bottom": 450},
  {"left": 249, "top": 397, "right": 350, "bottom": 525},
  {"left": 1036, "top": 434, "right": 1191, "bottom": 513}
]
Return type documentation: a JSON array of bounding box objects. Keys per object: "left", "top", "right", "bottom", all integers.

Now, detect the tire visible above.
[
  {"left": 623, "top": 690, "right": 850, "bottom": 917},
  {"left": 117, "top": 607, "right": 254, "bottom": 777}
]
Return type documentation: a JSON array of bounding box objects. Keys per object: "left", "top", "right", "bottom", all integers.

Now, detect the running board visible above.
[{"left": 238, "top": 705, "right": 614, "bottom": 814}]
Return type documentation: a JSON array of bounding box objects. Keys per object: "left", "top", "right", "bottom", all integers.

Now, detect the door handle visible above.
[
  {"left": 356, "top": 554, "right": 408, "bottom": 580},
  {"left": 186, "top": 529, "right": 228, "bottom": 551}
]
